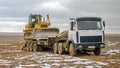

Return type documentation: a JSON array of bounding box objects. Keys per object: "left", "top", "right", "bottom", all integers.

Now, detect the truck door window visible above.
[{"left": 97, "top": 22, "right": 101, "bottom": 29}]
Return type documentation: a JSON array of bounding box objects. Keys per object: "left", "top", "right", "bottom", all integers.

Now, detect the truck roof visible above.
[{"left": 76, "top": 17, "right": 101, "bottom": 21}]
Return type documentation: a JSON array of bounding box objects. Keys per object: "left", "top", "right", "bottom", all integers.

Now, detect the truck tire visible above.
[
  {"left": 24, "top": 42, "right": 28, "bottom": 51},
  {"left": 33, "top": 42, "right": 38, "bottom": 52},
  {"left": 26, "top": 42, "right": 30, "bottom": 51},
  {"left": 69, "top": 43, "right": 77, "bottom": 56},
  {"left": 29, "top": 42, "right": 33, "bottom": 51},
  {"left": 53, "top": 43, "right": 58, "bottom": 54},
  {"left": 58, "top": 42, "right": 65, "bottom": 54},
  {"left": 38, "top": 44, "right": 43, "bottom": 51},
  {"left": 21, "top": 42, "right": 27, "bottom": 51},
  {"left": 93, "top": 48, "right": 101, "bottom": 55}
]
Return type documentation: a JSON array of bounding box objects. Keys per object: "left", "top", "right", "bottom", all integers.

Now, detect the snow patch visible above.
[
  {"left": 18, "top": 54, "right": 35, "bottom": 60},
  {"left": 74, "top": 60, "right": 94, "bottom": 65},
  {"left": 85, "top": 65, "right": 94, "bottom": 68},
  {"left": 0, "top": 59, "right": 12, "bottom": 66},
  {"left": 106, "top": 49, "right": 120, "bottom": 55},
  {"left": 52, "top": 63, "right": 60, "bottom": 66},
  {"left": 16, "top": 64, "right": 39, "bottom": 67},
  {"left": 0, "top": 59, "right": 12, "bottom": 64},
  {"left": 107, "top": 41, "right": 119, "bottom": 46},
  {"left": 96, "top": 62, "right": 108, "bottom": 66},
  {"left": 41, "top": 63, "right": 51, "bottom": 68}
]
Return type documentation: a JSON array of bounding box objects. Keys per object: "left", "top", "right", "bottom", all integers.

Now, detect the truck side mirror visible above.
[
  {"left": 103, "top": 21, "right": 105, "bottom": 27},
  {"left": 70, "top": 22, "right": 73, "bottom": 30}
]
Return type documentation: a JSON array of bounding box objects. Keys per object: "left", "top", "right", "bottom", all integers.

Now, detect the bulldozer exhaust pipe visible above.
[{"left": 47, "top": 14, "right": 50, "bottom": 25}]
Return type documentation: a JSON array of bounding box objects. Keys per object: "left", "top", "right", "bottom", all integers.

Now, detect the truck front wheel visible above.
[
  {"left": 53, "top": 43, "right": 58, "bottom": 54},
  {"left": 93, "top": 48, "right": 101, "bottom": 55},
  {"left": 58, "top": 42, "right": 65, "bottom": 55},
  {"left": 69, "top": 43, "right": 77, "bottom": 56}
]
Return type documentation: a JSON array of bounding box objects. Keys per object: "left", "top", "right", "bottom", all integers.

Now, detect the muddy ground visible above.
[{"left": 0, "top": 34, "right": 120, "bottom": 68}]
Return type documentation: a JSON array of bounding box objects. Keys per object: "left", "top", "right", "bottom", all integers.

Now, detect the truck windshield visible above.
[{"left": 77, "top": 21, "right": 102, "bottom": 30}]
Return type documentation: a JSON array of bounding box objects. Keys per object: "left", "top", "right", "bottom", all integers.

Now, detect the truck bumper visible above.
[{"left": 74, "top": 43, "right": 105, "bottom": 50}]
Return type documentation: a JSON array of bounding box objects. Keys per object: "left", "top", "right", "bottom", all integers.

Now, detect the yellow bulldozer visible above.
[{"left": 21, "top": 14, "right": 59, "bottom": 51}]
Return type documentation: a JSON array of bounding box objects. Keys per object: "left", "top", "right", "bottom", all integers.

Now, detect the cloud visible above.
[
  {"left": 0, "top": 17, "right": 26, "bottom": 22},
  {"left": 42, "top": 1, "right": 65, "bottom": 10},
  {"left": 0, "top": 0, "right": 119, "bottom": 33},
  {"left": 0, "top": 21, "right": 25, "bottom": 32}
]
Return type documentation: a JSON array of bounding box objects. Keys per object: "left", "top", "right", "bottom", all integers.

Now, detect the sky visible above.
[{"left": 0, "top": 0, "right": 120, "bottom": 34}]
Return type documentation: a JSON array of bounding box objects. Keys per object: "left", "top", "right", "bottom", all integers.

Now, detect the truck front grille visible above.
[{"left": 80, "top": 36, "right": 102, "bottom": 43}]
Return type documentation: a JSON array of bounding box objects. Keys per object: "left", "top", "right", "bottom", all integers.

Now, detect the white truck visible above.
[{"left": 53, "top": 17, "right": 105, "bottom": 56}]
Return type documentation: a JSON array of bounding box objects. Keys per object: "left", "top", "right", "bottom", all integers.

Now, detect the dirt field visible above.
[{"left": 0, "top": 34, "right": 120, "bottom": 68}]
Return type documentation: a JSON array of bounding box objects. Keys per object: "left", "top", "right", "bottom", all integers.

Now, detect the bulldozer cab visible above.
[
  {"left": 28, "top": 14, "right": 50, "bottom": 28},
  {"left": 28, "top": 14, "right": 42, "bottom": 28}
]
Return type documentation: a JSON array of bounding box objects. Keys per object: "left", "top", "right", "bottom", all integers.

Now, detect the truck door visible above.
[{"left": 69, "top": 22, "right": 77, "bottom": 43}]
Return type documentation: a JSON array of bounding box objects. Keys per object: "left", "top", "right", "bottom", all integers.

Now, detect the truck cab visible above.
[{"left": 69, "top": 17, "right": 105, "bottom": 55}]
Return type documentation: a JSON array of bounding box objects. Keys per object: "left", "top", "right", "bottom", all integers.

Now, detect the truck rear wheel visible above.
[
  {"left": 58, "top": 42, "right": 65, "bottom": 54},
  {"left": 26, "top": 42, "right": 31, "bottom": 51},
  {"left": 29, "top": 42, "right": 33, "bottom": 51},
  {"left": 33, "top": 42, "right": 38, "bottom": 52},
  {"left": 24, "top": 42, "right": 29, "bottom": 51},
  {"left": 93, "top": 48, "right": 101, "bottom": 55},
  {"left": 53, "top": 43, "right": 58, "bottom": 54},
  {"left": 21, "top": 42, "right": 28, "bottom": 51},
  {"left": 69, "top": 43, "right": 77, "bottom": 56}
]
